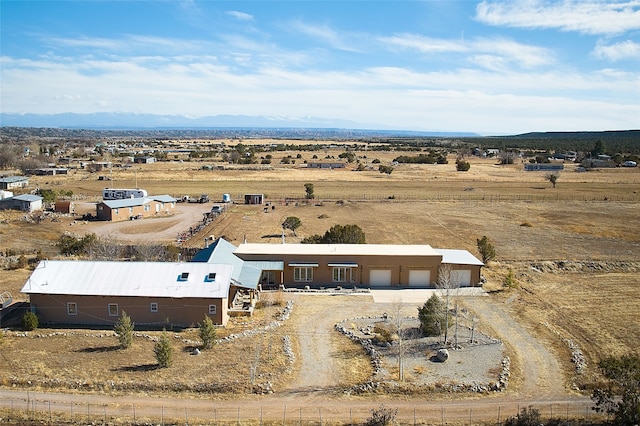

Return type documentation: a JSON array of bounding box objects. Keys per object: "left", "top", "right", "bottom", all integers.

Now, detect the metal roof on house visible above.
[
  {"left": 236, "top": 243, "right": 441, "bottom": 257},
  {"left": 22, "top": 261, "right": 234, "bottom": 299},
  {"left": 12, "top": 194, "right": 42, "bottom": 202},
  {"left": 0, "top": 176, "right": 29, "bottom": 183},
  {"left": 151, "top": 195, "right": 177, "bottom": 203},
  {"left": 435, "top": 249, "right": 484, "bottom": 266},
  {"left": 101, "top": 198, "right": 151, "bottom": 209}
]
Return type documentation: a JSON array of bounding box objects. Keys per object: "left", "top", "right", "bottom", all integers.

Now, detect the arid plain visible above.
[{"left": 0, "top": 147, "right": 639, "bottom": 423}]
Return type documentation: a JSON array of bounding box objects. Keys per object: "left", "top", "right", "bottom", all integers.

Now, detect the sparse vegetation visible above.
[
  {"left": 592, "top": 354, "right": 640, "bottom": 426},
  {"left": 301, "top": 224, "right": 366, "bottom": 244},
  {"left": 365, "top": 404, "right": 398, "bottom": 426}
]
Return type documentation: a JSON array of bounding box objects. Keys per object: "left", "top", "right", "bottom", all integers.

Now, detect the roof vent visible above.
[
  {"left": 205, "top": 272, "right": 217, "bottom": 282},
  {"left": 178, "top": 272, "right": 190, "bottom": 281}
]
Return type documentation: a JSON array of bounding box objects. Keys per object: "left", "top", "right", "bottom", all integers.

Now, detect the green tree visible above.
[
  {"left": 338, "top": 151, "right": 356, "bottom": 163},
  {"left": 282, "top": 216, "right": 302, "bottom": 236},
  {"left": 456, "top": 159, "right": 471, "bottom": 171},
  {"left": 199, "top": 315, "right": 217, "bottom": 350},
  {"left": 592, "top": 354, "right": 640, "bottom": 425},
  {"left": 154, "top": 329, "right": 173, "bottom": 368},
  {"left": 114, "top": 311, "right": 134, "bottom": 349},
  {"left": 304, "top": 183, "right": 315, "bottom": 199},
  {"left": 417, "top": 294, "right": 448, "bottom": 337},
  {"left": 308, "top": 224, "right": 365, "bottom": 244},
  {"left": 591, "top": 139, "right": 606, "bottom": 157},
  {"left": 378, "top": 165, "right": 394, "bottom": 175},
  {"left": 546, "top": 173, "right": 558, "bottom": 188},
  {"left": 365, "top": 404, "right": 398, "bottom": 426},
  {"left": 37, "top": 188, "right": 57, "bottom": 203},
  {"left": 476, "top": 235, "right": 496, "bottom": 264},
  {"left": 57, "top": 233, "right": 98, "bottom": 256},
  {"left": 22, "top": 311, "right": 39, "bottom": 331}
]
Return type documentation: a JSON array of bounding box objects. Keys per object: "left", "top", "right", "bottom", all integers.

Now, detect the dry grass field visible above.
[{"left": 0, "top": 149, "right": 639, "bottom": 400}]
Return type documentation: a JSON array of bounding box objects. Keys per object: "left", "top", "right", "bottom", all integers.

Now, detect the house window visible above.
[
  {"left": 67, "top": 302, "right": 77, "bottom": 315},
  {"left": 294, "top": 267, "right": 313, "bottom": 282},
  {"left": 150, "top": 303, "right": 158, "bottom": 313},
  {"left": 260, "top": 271, "right": 276, "bottom": 285},
  {"left": 144, "top": 204, "right": 150, "bottom": 211},
  {"left": 129, "top": 207, "right": 133, "bottom": 213},
  {"left": 114, "top": 208, "right": 119, "bottom": 215},
  {"left": 333, "top": 267, "right": 354, "bottom": 283},
  {"left": 108, "top": 303, "right": 119, "bottom": 317},
  {"left": 208, "top": 305, "right": 217, "bottom": 315}
]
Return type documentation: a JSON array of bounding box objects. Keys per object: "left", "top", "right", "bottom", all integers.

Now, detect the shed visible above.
[{"left": 244, "top": 194, "right": 264, "bottom": 205}]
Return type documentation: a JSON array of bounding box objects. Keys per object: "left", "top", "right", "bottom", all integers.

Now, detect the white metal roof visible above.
[
  {"left": 236, "top": 243, "right": 441, "bottom": 257},
  {"left": 22, "top": 261, "right": 233, "bottom": 299},
  {"left": 435, "top": 249, "right": 484, "bottom": 266}
]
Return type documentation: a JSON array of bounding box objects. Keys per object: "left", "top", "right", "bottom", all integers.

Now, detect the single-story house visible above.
[
  {"left": 134, "top": 156, "right": 156, "bottom": 164},
  {"left": 96, "top": 195, "right": 176, "bottom": 221},
  {"left": 0, "top": 176, "right": 29, "bottom": 190},
  {"left": 21, "top": 238, "right": 264, "bottom": 328},
  {"left": 307, "top": 161, "right": 346, "bottom": 169},
  {"left": 233, "top": 243, "right": 483, "bottom": 289},
  {"left": 27, "top": 168, "right": 69, "bottom": 176},
  {"left": 524, "top": 163, "right": 564, "bottom": 171},
  {"left": 0, "top": 194, "right": 43, "bottom": 212}
]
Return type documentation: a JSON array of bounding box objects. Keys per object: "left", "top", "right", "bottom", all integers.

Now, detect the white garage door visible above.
[
  {"left": 408, "top": 270, "right": 431, "bottom": 287},
  {"left": 452, "top": 270, "right": 472, "bottom": 286},
  {"left": 369, "top": 270, "right": 392, "bottom": 287}
]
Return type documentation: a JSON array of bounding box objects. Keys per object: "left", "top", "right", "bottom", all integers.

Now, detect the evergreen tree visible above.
[
  {"left": 154, "top": 329, "right": 173, "bottom": 368},
  {"left": 417, "top": 294, "right": 448, "bottom": 337},
  {"left": 114, "top": 311, "right": 134, "bottom": 349},
  {"left": 199, "top": 315, "right": 217, "bottom": 350}
]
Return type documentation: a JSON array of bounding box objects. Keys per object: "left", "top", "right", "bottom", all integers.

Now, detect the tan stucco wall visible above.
[{"left": 96, "top": 201, "right": 175, "bottom": 221}]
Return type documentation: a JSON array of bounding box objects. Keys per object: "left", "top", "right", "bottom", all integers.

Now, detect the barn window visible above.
[
  {"left": 179, "top": 272, "right": 189, "bottom": 281},
  {"left": 67, "top": 302, "right": 77, "bottom": 315},
  {"left": 205, "top": 272, "right": 216, "bottom": 282},
  {"left": 150, "top": 303, "right": 158, "bottom": 313},
  {"left": 208, "top": 305, "right": 217, "bottom": 315},
  {"left": 294, "top": 266, "right": 313, "bottom": 282},
  {"left": 108, "top": 303, "right": 119, "bottom": 317}
]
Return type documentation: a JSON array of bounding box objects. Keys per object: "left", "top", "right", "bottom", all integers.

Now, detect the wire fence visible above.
[{"left": 0, "top": 394, "right": 605, "bottom": 426}]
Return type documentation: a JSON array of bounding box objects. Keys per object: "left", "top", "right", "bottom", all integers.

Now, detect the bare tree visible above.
[{"left": 436, "top": 264, "right": 460, "bottom": 346}]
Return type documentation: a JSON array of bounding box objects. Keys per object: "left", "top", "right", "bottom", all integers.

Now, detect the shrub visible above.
[
  {"left": 456, "top": 159, "right": 471, "bottom": 171},
  {"left": 504, "top": 406, "right": 541, "bottom": 426},
  {"left": 365, "top": 405, "right": 397, "bottom": 426},
  {"left": 373, "top": 323, "right": 395, "bottom": 345},
  {"left": 198, "top": 315, "right": 217, "bottom": 350},
  {"left": 417, "top": 294, "right": 448, "bottom": 336},
  {"left": 477, "top": 235, "right": 496, "bottom": 264},
  {"left": 22, "top": 311, "right": 39, "bottom": 331},
  {"left": 154, "top": 329, "right": 173, "bottom": 368}
]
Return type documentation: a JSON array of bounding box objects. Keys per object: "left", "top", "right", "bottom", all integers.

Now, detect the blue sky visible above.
[{"left": 1, "top": 0, "right": 639, "bottom": 134}]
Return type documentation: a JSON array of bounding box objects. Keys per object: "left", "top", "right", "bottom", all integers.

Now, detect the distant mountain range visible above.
[{"left": 0, "top": 112, "right": 481, "bottom": 137}]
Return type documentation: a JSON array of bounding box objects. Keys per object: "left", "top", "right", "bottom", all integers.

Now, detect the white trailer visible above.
[{"left": 102, "top": 188, "right": 148, "bottom": 200}]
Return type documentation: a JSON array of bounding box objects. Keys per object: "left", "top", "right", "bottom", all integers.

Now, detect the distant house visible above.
[
  {"left": 524, "top": 163, "right": 564, "bottom": 171},
  {"left": 134, "top": 156, "right": 156, "bottom": 164},
  {"left": 27, "top": 168, "right": 69, "bottom": 176},
  {"left": 307, "top": 161, "right": 346, "bottom": 169},
  {"left": 0, "top": 176, "right": 29, "bottom": 190},
  {"left": 96, "top": 195, "right": 176, "bottom": 221},
  {"left": 0, "top": 194, "right": 43, "bottom": 212}
]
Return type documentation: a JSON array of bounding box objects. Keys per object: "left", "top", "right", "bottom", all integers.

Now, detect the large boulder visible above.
[{"left": 436, "top": 348, "right": 449, "bottom": 362}]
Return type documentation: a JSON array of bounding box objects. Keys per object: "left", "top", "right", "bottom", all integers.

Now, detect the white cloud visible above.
[
  {"left": 476, "top": 0, "right": 640, "bottom": 35},
  {"left": 288, "top": 20, "right": 361, "bottom": 52},
  {"left": 380, "top": 34, "right": 553, "bottom": 69},
  {"left": 593, "top": 40, "right": 640, "bottom": 61},
  {"left": 226, "top": 11, "right": 254, "bottom": 21},
  {"left": 2, "top": 54, "right": 636, "bottom": 133}
]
